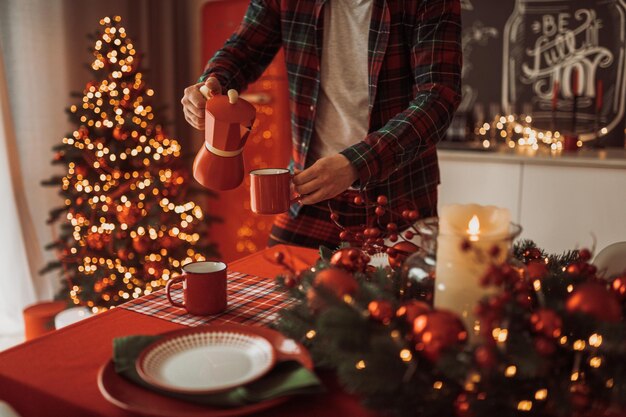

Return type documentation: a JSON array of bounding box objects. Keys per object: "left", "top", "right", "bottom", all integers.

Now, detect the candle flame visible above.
[{"left": 467, "top": 215, "right": 480, "bottom": 240}]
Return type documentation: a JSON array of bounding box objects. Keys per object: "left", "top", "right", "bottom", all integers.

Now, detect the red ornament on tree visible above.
[
  {"left": 570, "top": 382, "right": 591, "bottom": 410},
  {"left": 368, "top": 300, "right": 394, "bottom": 324},
  {"left": 388, "top": 241, "right": 419, "bottom": 269},
  {"left": 330, "top": 248, "right": 369, "bottom": 273},
  {"left": 566, "top": 282, "right": 622, "bottom": 322},
  {"left": 534, "top": 336, "right": 557, "bottom": 356},
  {"left": 396, "top": 300, "right": 430, "bottom": 324},
  {"left": 413, "top": 310, "right": 468, "bottom": 362},
  {"left": 474, "top": 346, "right": 496, "bottom": 369},
  {"left": 530, "top": 308, "right": 563, "bottom": 338},
  {"left": 454, "top": 393, "right": 473, "bottom": 417}
]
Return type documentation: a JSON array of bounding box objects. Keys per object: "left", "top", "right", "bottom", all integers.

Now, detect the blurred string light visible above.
[
  {"left": 54, "top": 16, "right": 210, "bottom": 312},
  {"left": 474, "top": 113, "right": 573, "bottom": 152}
]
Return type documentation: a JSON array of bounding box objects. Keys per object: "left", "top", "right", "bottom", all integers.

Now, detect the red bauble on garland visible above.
[
  {"left": 412, "top": 310, "right": 468, "bottom": 362},
  {"left": 368, "top": 300, "right": 394, "bottom": 324},
  {"left": 396, "top": 300, "right": 430, "bottom": 324},
  {"left": 313, "top": 268, "right": 358, "bottom": 298},
  {"left": 530, "top": 308, "right": 563, "bottom": 339},
  {"left": 330, "top": 248, "right": 369, "bottom": 273},
  {"left": 565, "top": 282, "right": 622, "bottom": 322},
  {"left": 307, "top": 268, "right": 359, "bottom": 311},
  {"left": 388, "top": 241, "right": 419, "bottom": 269}
]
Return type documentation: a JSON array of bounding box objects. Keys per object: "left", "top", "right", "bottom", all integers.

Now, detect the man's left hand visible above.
[{"left": 293, "top": 154, "right": 358, "bottom": 205}]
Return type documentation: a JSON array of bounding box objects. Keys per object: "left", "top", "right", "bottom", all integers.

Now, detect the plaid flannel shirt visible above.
[{"left": 200, "top": 0, "right": 462, "bottom": 218}]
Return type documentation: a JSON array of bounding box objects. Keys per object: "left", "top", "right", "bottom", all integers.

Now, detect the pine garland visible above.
[{"left": 274, "top": 242, "right": 626, "bottom": 417}]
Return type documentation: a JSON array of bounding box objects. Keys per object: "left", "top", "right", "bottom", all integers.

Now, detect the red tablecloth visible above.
[{"left": 0, "top": 245, "right": 377, "bottom": 417}]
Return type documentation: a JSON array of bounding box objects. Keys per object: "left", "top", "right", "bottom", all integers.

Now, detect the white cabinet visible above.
[{"left": 438, "top": 148, "right": 626, "bottom": 254}]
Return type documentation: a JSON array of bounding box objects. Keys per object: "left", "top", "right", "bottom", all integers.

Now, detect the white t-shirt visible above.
[{"left": 310, "top": 0, "right": 373, "bottom": 161}]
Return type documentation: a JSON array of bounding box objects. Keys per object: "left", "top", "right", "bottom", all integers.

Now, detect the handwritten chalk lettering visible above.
[{"left": 522, "top": 9, "right": 612, "bottom": 100}]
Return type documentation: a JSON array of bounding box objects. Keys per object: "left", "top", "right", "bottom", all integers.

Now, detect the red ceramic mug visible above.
[
  {"left": 166, "top": 261, "right": 227, "bottom": 315},
  {"left": 250, "top": 168, "right": 298, "bottom": 215}
]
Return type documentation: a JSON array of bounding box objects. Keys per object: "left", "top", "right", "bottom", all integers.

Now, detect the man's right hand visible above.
[{"left": 180, "top": 77, "right": 222, "bottom": 130}]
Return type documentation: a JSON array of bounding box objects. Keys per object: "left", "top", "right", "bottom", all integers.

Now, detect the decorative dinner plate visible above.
[
  {"left": 98, "top": 324, "right": 313, "bottom": 417},
  {"left": 137, "top": 329, "right": 275, "bottom": 394}
]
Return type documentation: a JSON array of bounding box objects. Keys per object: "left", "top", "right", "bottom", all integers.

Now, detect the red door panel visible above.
[{"left": 201, "top": 0, "right": 291, "bottom": 262}]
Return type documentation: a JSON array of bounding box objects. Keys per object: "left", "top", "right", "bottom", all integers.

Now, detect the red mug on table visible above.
[
  {"left": 250, "top": 168, "right": 299, "bottom": 215},
  {"left": 166, "top": 261, "right": 227, "bottom": 315}
]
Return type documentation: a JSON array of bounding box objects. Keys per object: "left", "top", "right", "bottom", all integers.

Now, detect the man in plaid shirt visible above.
[{"left": 182, "top": 0, "right": 462, "bottom": 249}]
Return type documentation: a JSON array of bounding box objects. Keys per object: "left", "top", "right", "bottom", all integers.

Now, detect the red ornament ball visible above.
[
  {"left": 566, "top": 282, "right": 622, "bottom": 322},
  {"left": 534, "top": 336, "right": 557, "bottom": 356},
  {"left": 330, "top": 248, "right": 368, "bottom": 273},
  {"left": 375, "top": 206, "right": 386, "bottom": 217},
  {"left": 474, "top": 346, "right": 496, "bottom": 369},
  {"left": 388, "top": 241, "right": 419, "bottom": 269},
  {"left": 368, "top": 300, "right": 394, "bottom": 324},
  {"left": 396, "top": 300, "right": 430, "bottom": 324},
  {"left": 530, "top": 308, "right": 563, "bottom": 339},
  {"left": 413, "top": 310, "right": 468, "bottom": 362},
  {"left": 526, "top": 260, "right": 549, "bottom": 280},
  {"left": 570, "top": 382, "right": 591, "bottom": 410},
  {"left": 313, "top": 268, "right": 358, "bottom": 299},
  {"left": 454, "top": 393, "right": 473, "bottom": 417},
  {"left": 353, "top": 196, "right": 364, "bottom": 205},
  {"left": 376, "top": 195, "right": 388, "bottom": 205}
]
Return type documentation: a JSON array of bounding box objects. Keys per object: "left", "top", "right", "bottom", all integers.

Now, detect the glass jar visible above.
[
  {"left": 503, "top": 0, "right": 626, "bottom": 143},
  {"left": 401, "top": 217, "right": 522, "bottom": 341}
]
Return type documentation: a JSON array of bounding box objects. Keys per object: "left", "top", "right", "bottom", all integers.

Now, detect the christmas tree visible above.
[{"left": 41, "top": 16, "right": 216, "bottom": 312}]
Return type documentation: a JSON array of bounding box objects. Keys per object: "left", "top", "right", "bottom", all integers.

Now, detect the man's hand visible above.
[
  {"left": 293, "top": 154, "right": 358, "bottom": 205},
  {"left": 180, "top": 77, "right": 222, "bottom": 130}
]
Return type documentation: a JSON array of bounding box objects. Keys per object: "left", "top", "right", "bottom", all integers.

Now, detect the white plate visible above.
[{"left": 136, "top": 330, "right": 275, "bottom": 394}]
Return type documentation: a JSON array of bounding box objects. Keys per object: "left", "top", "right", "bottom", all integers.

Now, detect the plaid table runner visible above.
[{"left": 119, "top": 271, "right": 296, "bottom": 327}]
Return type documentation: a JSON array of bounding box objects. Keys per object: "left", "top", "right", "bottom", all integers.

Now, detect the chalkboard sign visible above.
[{"left": 456, "top": 0, "right": 626, "bottom": 147}]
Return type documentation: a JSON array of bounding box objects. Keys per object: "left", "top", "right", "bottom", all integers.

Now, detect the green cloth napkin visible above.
[{"left": 113, "top": 335, "right": 324, "bottom": 408}]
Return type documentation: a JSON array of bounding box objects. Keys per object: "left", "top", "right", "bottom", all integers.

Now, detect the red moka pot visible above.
[{"left": 193, "top": 89, "right": 256, "bottom": 190}]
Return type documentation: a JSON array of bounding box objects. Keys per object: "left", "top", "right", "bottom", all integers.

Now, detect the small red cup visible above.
[
  {"left": 563, "top": 134, "right": 579, "bottom": 152},
  {"left": 250, "top": 168, "right": 298, "bottom": 215},
  {"left": 166, "top": 261, "right": 227, "bottom": 315}
]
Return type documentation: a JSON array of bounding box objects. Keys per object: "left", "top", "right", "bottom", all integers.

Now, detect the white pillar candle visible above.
[{"left": 435, "top": 204, "right": 512, "bottom": 340}]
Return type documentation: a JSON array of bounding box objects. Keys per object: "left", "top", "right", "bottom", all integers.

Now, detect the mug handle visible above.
[
  {"left": 289, "top": 173, "right": 302, "bottom": 204},
  {"left": 166, "top": 275, "right": 185, "bottom": 308}
]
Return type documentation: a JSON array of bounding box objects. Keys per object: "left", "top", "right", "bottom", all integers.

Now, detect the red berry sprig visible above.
[{"left": 327, "top": 194, "right": 423, "bottom": 256}]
